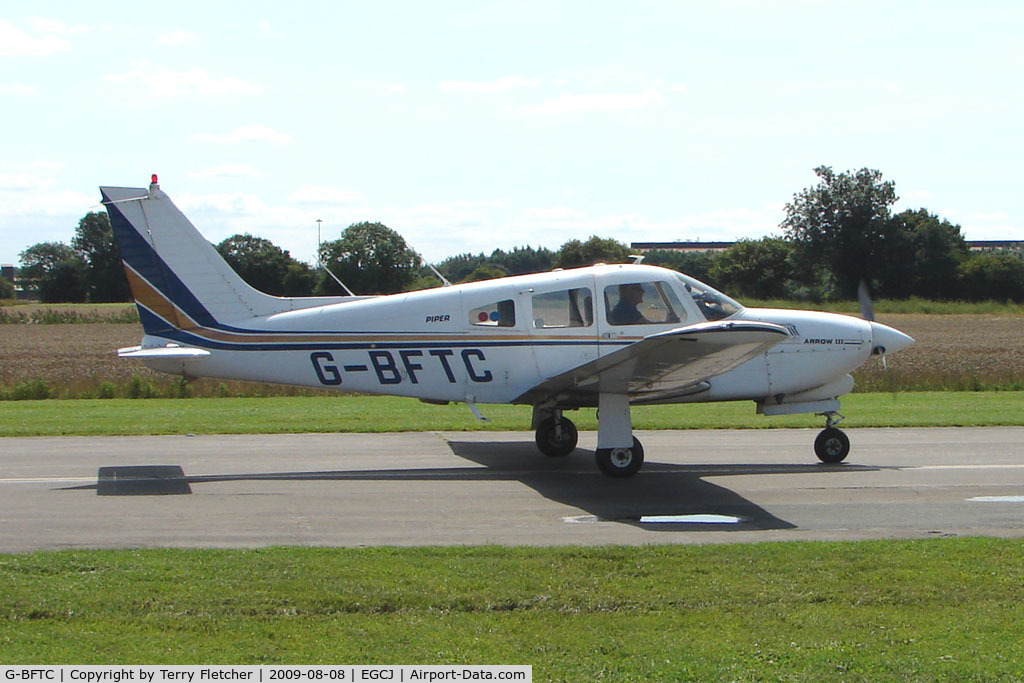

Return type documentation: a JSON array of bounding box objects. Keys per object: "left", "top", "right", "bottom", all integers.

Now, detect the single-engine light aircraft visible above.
[{"left": 101, "top": 177, "right": 914, "bottom": 477}]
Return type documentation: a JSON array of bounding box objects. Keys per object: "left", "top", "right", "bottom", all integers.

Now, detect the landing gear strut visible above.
[
  {"left": 814, "top": 411, "right": 850, "bottom": 464},
  {"left": 532, "top": 394, "right": 646, "bottom": 477}
]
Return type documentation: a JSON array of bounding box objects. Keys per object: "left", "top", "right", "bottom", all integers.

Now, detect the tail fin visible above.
[{"left": 101, "top": 178, "right": 342, "bottom": 335}]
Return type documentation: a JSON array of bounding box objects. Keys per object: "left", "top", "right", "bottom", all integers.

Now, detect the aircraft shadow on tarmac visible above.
[
  {"left": 444, "top": 441, "right": 877, "bottom": 532},
  {"left": 76, "top": 442, "right": 877, "bottom": 533}
]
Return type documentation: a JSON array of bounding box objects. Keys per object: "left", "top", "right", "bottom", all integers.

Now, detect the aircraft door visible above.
[
  {"left": 598, "top": 280, "right": 687, "bottom": 355},
  {"left": 528, "top": 276, "right": 600, "bottom": 380}
]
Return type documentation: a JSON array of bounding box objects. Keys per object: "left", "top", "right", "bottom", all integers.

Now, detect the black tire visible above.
[
  {"left": 535, "top": 416, "right": 578, "bottom": 457},
  {"left": 595, "top": 437, "right": 644, "bottom": 477},
  {"left": 814, "top": 427, "right": 850, "bottom": 464}
]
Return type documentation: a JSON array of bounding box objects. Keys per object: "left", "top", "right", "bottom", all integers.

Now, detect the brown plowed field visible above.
[
  {"left": 858, "top": 314, "right": 1024, "bottom": 389},
  {"left": 1, "top": 315, "right": 1023, "bottom": 396}
]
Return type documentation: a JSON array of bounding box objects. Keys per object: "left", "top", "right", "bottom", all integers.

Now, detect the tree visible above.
[
  {"left": 709, "top": 238, "right": 795, "bottom": 299},
  {"left": 72, "top": 211, "right": 131, "bottom": 302},
  {"left": 489, "top": 245, "right": 554, "bottom": 275},
  {"left": 18, "top": 241, "right": 90, "bottom": 302},
  {"left": 18, "top": 242, "right": 77, "bottom": 281},
  {"left": 281, "top": 262, "right": 317, "bottom": 297},
  {"left": 461, "top": 264, "right": 507, "bottom": 283},
  {"left": 39, "top": 258, "right": 88, "bottom": 303},
  {"left": 781, "top": 166, "right": 898, "bottom": 299},
  {"left": 887, "top": 209, "right": 968, "bottom": 300},
  {"left": 0, "top": 275, "right": 14, "bottom": 300},
  {"left": 317, "top": 222, "right": 421, "bottom": 295},
  {"left": 216, "top": 234, "right": 313, "bottom": 296},
  {"left": 436, "top": 252, "right": 489, "bottom": 283},
  {"left": 555, "top": 236, "right": 630, "bottom": 268},
  {"left": 957, "top": 252, "right": 1024, "bottom": 302},
  {"left": 641, "top": 248, "right": 719, "bottom": 282}
]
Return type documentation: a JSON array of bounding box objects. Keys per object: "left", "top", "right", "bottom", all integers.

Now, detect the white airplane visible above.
[{"left": 101, "top": 177, "right": 914, "bottom": 477}]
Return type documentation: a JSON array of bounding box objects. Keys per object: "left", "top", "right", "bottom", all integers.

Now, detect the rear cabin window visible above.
[
  {"left": 604, "top": 281, "right": 686, "bottom": 326},
  {"left": 468, "top": 299, "right": 516, "bottom": 327},
  {"left": 532, "top": 288, "right": 594, "bottom": 329}
]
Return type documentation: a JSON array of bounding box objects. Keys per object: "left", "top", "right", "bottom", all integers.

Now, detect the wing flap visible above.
[{"left": 517, "top": 320, "right": 788, "bottom": 404}]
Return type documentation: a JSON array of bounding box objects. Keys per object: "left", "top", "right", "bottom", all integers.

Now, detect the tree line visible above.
[{"left": 8, "top": 165, "right": 1024, "bottom": 303}]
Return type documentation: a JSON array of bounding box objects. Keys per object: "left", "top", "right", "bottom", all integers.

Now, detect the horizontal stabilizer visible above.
[{"left": 118, "top": 345, "right": 211, "bottom": 360}]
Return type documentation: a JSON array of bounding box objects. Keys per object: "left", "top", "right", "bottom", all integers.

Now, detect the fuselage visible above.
[{"left": 136, "top": 263, "right": 912, "bottom": 409}]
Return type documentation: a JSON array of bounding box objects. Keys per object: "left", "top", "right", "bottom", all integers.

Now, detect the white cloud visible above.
[
  {"left": 157, "top": 30, "right": 197, "bottom": 46},
  {"left": 27, "top": 18, "right": 88, "bottom": 35},
  {"left": 441, "top": 76, "right": 539, "bottom": 93},
  {"left": 106, "top": 61, "right": 263, "bottom": 97},
  {"left": 187, "top": 164, "right": 261, "bottom": 179},
  {"left": 0, "top": 174, "right": 39, "bottom": 191},
  {"left": 0, "top": 18, "right": 72, "bottom": 56},
  {"left": 289, "top": 186, "right": 365, "bottom": 204},
  {"left": 0, "top": 171, "right": 93, "bottom": 218},
  {"left": 941, "top": 207, "right": 1021, "bottom": 239},
  {"left": 520, "top": 88, "right": 664, "bottom": 116},
  {"left": 0, "top": 84, "right": 36, "bottom": 95},
  {"left": 191, "top": 124, "right": 292, "bottom": 144}
]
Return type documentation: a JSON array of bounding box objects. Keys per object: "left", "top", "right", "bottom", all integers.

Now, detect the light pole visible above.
[{"left": 316, "top": 218, "right": 322, "bottom": 265}]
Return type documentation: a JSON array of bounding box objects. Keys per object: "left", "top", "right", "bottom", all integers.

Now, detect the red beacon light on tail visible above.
[{"left": 151, "top": 174, "right": 159, "bottom": 185}]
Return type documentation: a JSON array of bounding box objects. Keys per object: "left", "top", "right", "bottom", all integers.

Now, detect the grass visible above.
[
  {"left": 1, "top": 392, "right": 1022, "bottom": 436},
  {"left": 741, "top": 297, "right": 1024, "bottom": 315},
  {"left": 0, "top": 302, "right": 139, "bottom": 324},
  {"left": 2, "top": 539, "right": 1023, "bottom": 678}
]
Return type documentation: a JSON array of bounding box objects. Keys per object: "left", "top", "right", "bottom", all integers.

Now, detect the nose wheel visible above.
[
  {"left": 814, "top": 427, "right": 850, "bottom": 463},
  {"left": 814, "top": 411, "right": 849, "bottom": 463},
  {"left": 535, "top": 415, "right": 579, "bottom": 457}
]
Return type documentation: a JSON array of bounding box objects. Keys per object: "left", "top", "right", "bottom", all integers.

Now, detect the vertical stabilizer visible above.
[{"left": 101, "top": 178, "right": 344, "bottom": 332}]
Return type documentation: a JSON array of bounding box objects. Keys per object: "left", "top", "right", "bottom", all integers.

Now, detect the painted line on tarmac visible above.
[
  {"left": 902, "top": 464, "right": 1024, "bottom": 470},
  {"left": 0, "top": 477, "right": 95, "bottom": 484}
]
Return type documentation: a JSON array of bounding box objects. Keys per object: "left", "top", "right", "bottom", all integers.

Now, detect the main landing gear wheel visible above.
[
  {"left": 814, "top": 427, "right": 850, "bottom": 464},
  {"left": 595, "top": 437, "right": 644, "bottom": 477},
  {"left": 535, "top": 416, "right": 578, "bottom": 457}
]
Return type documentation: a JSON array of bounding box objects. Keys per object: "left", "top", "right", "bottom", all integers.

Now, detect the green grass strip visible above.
[
  {"left": 0, "top": 392, "right": 1022, "bottom": 437},
  {"left": 2, "top": 539, "right": 1023, "bottom": 678}
]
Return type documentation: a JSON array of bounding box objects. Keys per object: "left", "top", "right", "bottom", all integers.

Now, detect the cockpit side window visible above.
[
  {"left": 532, "top": 288, "right": 594, "bottom": 329},
  {"left": 469, "top": 299, "right": 516, "bottom": 327},
  {"left": 674, "top": 274, "right": 742, "bottom": 321},
  {"left": 604, "top": 281, "right": 685, "bottom": 326}
]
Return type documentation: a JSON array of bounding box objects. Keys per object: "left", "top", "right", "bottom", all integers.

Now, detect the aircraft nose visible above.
[{"left": 870, "top": 321, "right": 915, "bottom": 356}]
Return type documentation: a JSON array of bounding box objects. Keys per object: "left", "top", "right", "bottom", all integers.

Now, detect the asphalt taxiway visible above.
[{"left": 1, "top": 428, "right": 1023, "bottom": 552}]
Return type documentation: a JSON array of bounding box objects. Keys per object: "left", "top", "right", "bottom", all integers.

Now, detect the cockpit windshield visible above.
[{"left": 674, "top": 273, "right": 743, "bottom": 321}]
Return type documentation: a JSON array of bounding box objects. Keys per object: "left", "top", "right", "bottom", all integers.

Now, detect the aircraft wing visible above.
[{"left": 516, "top": 320, "right": 789, "bottom": 406}]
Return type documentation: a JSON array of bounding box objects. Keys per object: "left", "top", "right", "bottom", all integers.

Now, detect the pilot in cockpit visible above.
[{"left": 608, "top": 283, "right": 649, "bottom": 325}]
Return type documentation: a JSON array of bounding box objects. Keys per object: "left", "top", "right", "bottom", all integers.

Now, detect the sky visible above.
[{"left": 2, "top": 1, "right": 1023, "bottom": 268}]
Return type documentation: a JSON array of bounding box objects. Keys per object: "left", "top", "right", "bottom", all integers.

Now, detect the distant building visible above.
[
  {"left": 631, "top": 241, "right": 734, "bottom": 253},
  {"left": 967, "top": 240, "right": 1024, "bottom": 251},
  {"left": 1, "top": 264, "right": 36, "bottom": 300}
]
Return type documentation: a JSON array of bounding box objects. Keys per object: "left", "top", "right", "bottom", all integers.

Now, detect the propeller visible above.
[
  {"left": 857, "top": 278, "right": 875, "bottom": 323},
  {"left": 858, "top": 278, "right": 914, "bottom": 381},
  {"left": 858, "top": 279, "right": 885, "bottom": 368}
]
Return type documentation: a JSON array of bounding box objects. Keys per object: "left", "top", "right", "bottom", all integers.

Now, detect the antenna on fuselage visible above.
[
  {"left": 315, "top": 218, "right": 358, "bottom": 297},
  {"left": 428, "top": 263, "right": 453, "bottom": 287}
]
